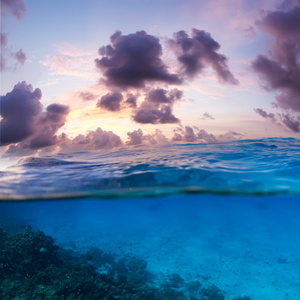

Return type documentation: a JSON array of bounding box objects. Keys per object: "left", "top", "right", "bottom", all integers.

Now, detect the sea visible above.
[{"left": 0, "top": 137, "right": 300, "bottom": 299}]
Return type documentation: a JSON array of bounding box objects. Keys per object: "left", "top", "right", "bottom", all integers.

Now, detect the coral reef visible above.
[{"left": 0, "top": 226, "right": 252, "bottom": 299}]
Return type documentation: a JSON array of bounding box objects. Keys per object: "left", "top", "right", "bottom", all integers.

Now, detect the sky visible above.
[{"left": 1, "top": 0, "right": 300, "bottom": 160}]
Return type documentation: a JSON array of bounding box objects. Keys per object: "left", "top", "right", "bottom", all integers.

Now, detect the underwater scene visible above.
[{"left": 1, "top": 138, "right": 300, "bottom": 300}]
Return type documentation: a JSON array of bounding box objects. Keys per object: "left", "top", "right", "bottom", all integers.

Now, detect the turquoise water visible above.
[{"left": 1, "top": 138, "right": 300, "bottom": 299}]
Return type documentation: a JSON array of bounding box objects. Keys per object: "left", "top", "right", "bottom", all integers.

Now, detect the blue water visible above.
[{"left": 1, "top": 138, "right": 300, "bottom": 299}]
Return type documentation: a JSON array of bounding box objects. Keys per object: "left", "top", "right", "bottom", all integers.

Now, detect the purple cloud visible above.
[
  {"left": 126, "top": 128, "right": 168, "bottom": 145},
  {"left": 146, "top": 88, "right": 183, "bottom": 105},
  {"left": 1, "top": 82, "right": 70, "bottom": 151},
  {"left": 60, "top": 127, "right": 123, "bottom": 151},
  {"left": 95, "top": 30, "right": 181, "bottom": 89},
  {"left": 1, "top": 0, "right": 27, "bottom": 20},
  {"left": 172, "top": 126, "right": 218, "bottom": 143},
  {"left": 132, "top": 88, "right": 183, "bottom": 124},
  {"left": 29, "top": 104, "right": 70, "bottom": 149},
  {"left": 79, "top": 91, "right": 96, "bottom": 101},
  {"left": 168, "top": 28, "right": 238, "bottom": 84},
  {"left": 201, "top": 112, "right": 215, "bottom": 120},
  {"left": 133, "top": 104, "right": 179, "bottom": 124},
  {"left": 125, "top": 94, "right": 137, "bottom": 108},
  {"left": 254, "top": 108, "right": 278, "bottom": 123},
  {"left": 96, "top": 92, "right": 123, "bottom": 112},
  {"left": 279, "top": 113, "right": 300, "bottom": 132},
  {"left": 252, "top": 5, "right": 300, "bottom": 112},
  {"left": 126, "top": 128, "right": 144, "bottom": 145},
  {"left": 0, "top": 82, "right": 43, "bottom": 145}
]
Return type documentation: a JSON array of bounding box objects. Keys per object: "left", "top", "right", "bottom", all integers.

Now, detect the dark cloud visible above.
[
  {"left": 79, "top": 91, "right": 96, "bottom": 101},
  {"left": 146, "top": 88, "right": 183, "bottom": 105},
  {"left": 95, "top": 30, "right": 181, "bottom": 89},
  {"left": 131, "top": 88, "right": 183, "bottom": 124},
  {"left": 96, "top": 92, "right": 123, "bottom": 111},
  {"left": 1, "top": 82, "right": 70, "bottom": 151},
  {"left": 124, "top": 94, "right": 137, "bottom": 108},
  {"left": 279, "top": 113, "right": 300, "bottom": 132},
  {"left": 29, "top": 104, "right": 70, "bottom": 149},
  {"left": 168, "top": 28, "right": 238, "bottom": 84},
  {"left": 1, "top": 0, "right": 27, "bottom": 20},
  {"left": 0, "top": 82, "right": 43, "bottom": 145},
  {"left": 132, "top": 104, "right": 180, "bottom": 124},
  {"left": 252, "top": 5, "right": 300, "bottom": 112},
  {"left": 254, "top": 108, "right": 278, "bottom": 123}
]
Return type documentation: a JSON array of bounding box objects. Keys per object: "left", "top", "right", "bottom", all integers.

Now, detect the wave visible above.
[{"left": 1, "top": 138, "right": 300, "bottom": 200}]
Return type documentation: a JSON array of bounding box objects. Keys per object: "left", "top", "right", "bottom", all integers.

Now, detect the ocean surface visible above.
[{"left": 1, "top": 138, "right": 300, "bottom": 299}]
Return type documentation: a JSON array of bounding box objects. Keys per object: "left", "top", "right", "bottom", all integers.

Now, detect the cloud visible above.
[
  {"left": 125, "top": 94, "right": 137, "bottom": 108},
  {"left": 201, "top": 112, "right": 215, "bottom": 120},
  {"left": 59, "top": 127, "right": 123, "bottom": 151},
  {"left": 172, "top": 126, "right": 218, "bottom": 143},
  {"left": 79, "top": 91, "right": 96, "bottom": 101},
  {"left": 218, "top": 130, "right": 243, "bottom": 142},
  {"left": 279, "top": 113, "right": 300, "bottom": 132},
  {"left": 168, "top": 28, "right": 238, "bottom": 84},
  {"left": 11, "top": 48, "right": 26, "bottom": 65},
  {"left": 252, "top": 5, "right": 300, "bottom": 112},
  {"left": 131, "top": 88, "right": 182, "bottom": 124},
  {"left": 96, "top": 92, "right": 123, "bottom": 112},
  {"left": 95, "top": 30, "right": 181, "bottom": 89},
  {"left": 28, "top": 104, "right": 70, "bottom": 149},
  {"left": 0, "top": 82, "right": 43, "bottom": 145},
  {"left": 126, "top": 128, "right": 168, "bottom": 145},
  {"left": 132, "top": 104, "right": 180, "bottom": 124},
  {"left": 254, "top": 108, "right": 278, "bottom": 123},
  {"left": 1, "top": 82, "right": 70, "bottom": 151},
  {"left": 1, "top": 32, "right": 27, "bottom": 70},
  {"left": 1, "top": 0, "right": 27, "bottom": 20}
]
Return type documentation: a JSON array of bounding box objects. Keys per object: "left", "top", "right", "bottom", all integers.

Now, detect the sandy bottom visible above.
[{"left": 2, "top": 194, "right": 300, "bottom": 299}]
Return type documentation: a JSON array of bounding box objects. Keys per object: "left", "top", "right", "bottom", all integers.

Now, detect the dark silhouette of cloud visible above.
[
  {"left": 0, "top": 82, "right": 43, "bottom": 145},
  {"left": 95, "top": 30, "right": 181, "bottom": 89},
  {"left": 96, "top": 92, "right": 123, "bottom": 112},
  {"left": 133, "top": 104, "right": 179, "bottom": 124},
  {"left": 29, "top": 104, "right": 70, "bottom": 149},
  {"left": 1, "top": 0, "right": 27, "bottom": 20},
  {"left": 125, "top": 94, "right": 137, "bottom": 108},
  {"left": 168, "top": 28, "right": 238, "bottom": 84},
  {"left": 1, "top": 82, "right": 70, "bottom": 151},
  {"left": 132, "top": 88, "right": 182, "bottom": 124},
  {"left": 146, "top": 88, "right": 183, "bottom": 104},
  {"left": 279, "top": 113, "right": 300, "bottom": 132},
  {"left": 254, "top": 108, "right": 278, "bottom": 123},
  {"left": 79, "top": 91, "right": 96, "bottom": 101},
  {"left": 252, "top": 5, "right": 300, "bottom": 112}
]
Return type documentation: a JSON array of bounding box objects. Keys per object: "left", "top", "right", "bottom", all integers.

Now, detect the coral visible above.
[{"left": 0, "top": 226, "right": 253, "bottom": 300}]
